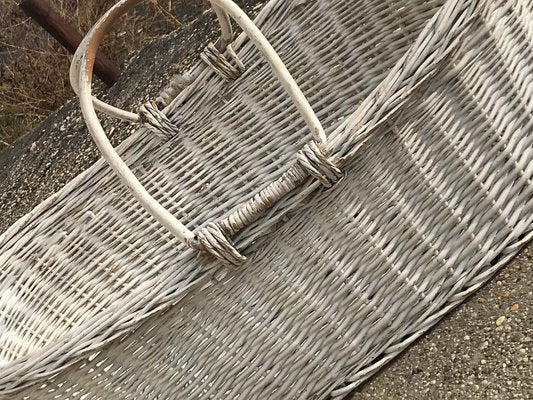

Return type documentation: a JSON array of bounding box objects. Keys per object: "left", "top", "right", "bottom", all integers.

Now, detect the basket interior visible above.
[{"left": 0, "top": 0, "right": 448, "bottom": 388}]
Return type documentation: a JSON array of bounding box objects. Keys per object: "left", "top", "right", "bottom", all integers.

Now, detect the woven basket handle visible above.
[
  {"left": 72, "top": 0, "right": 326, "bottom": 252},
  {"left": 69, "top": 0, "right": 238, "bottom": 123}
]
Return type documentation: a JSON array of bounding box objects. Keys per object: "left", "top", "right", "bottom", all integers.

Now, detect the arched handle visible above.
[
  {"left": 69, "top": 0, "right": 237, "bottom": 123},
  {"left": 73, "top": 0, "right": 326, "bottom": 250}
]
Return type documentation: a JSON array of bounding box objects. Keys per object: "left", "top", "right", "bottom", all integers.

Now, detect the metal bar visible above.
[{"left": 19, "top": 0, "right": 121, "bottom": 87}]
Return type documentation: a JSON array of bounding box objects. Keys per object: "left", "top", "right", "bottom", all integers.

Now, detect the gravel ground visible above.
[
  {"left": 0, "top": 2, "right": 531, "bottom": 399},
  {"left": 351, "top": 245, "right": 532, "bottom": 400}
]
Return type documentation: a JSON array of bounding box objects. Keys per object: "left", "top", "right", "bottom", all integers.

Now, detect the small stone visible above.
[
  {"left": 496, "top": 316, "right": 506, "bottom": 326},
  {"left": 30, "top": 142, "right": 37, "bottom": 153},
  {"left": 481, "top": 359, "right": 487, "bottom": 365},
  {"left": 482, "top": 380, "right": 489, "bottom": 386},
  {"left": 464, "top": 335, "right": 471, "bottom": 341},
  {"left": 510, "top": 303, "right": 519, "bottom": 312},
  {"left": 501, "top": 290, "right": 510, "bottom": 297},
  {"left": 519, "top": 348, "right": 526, "bottom": 354}
]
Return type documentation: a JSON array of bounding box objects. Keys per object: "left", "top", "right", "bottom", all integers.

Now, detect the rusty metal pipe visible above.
[{"left": 19, "top": 0, "right": 121, "bottom": 87}]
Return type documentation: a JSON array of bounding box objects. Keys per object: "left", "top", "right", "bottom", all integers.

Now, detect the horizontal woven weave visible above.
[{"left": 1, "top": 0, "right": 532, "bottom": 398}]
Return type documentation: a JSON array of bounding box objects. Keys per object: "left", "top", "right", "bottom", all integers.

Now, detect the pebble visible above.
[
  {"left": 496, "top": 316, "right": 506, "bottom": 326},
  {"left": 510, "top": 303, "right": 519, "bottom": 312}
]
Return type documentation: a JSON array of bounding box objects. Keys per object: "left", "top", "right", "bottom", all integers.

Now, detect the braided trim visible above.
[{"left": 155, "top": 73, "right": 195, "bottom": 109}]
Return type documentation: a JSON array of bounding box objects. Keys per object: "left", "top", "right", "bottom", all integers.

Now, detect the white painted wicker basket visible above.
[{"left": 1, "top": 0, "right": 532, "bottom": 398}]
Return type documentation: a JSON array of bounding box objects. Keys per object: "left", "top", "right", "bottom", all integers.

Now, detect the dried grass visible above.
[{"left": 0, "top": 0, "right": 207, "bottom": 150}]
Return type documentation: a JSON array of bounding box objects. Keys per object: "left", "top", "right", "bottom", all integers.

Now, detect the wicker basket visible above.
[{"left": 1, "top": 0, "right": 532, "bottom": 398}]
